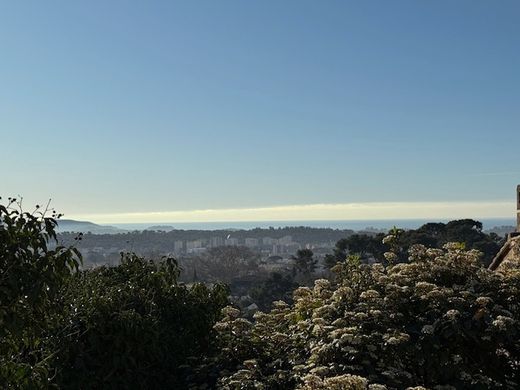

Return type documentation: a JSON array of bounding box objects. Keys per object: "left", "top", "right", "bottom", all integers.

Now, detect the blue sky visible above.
[{"left": 1, "top": 1, "right": 519, "bottom": 222}]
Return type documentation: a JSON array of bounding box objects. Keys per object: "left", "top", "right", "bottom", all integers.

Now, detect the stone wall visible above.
[{"left": 493, "top": 235, "right": 520, "bottom": 272}]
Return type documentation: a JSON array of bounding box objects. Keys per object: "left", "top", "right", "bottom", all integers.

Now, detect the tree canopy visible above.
[{"left": 0, "top": 198, "right": 228, "bottom": 388}]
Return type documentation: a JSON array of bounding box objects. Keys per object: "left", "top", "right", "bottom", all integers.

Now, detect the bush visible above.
[
  {"left": 208, "top": 242, "right": 520, "bottom": 389},
  {"left": 0, "top": 198, "right": 80, "bottom": 387},
  {"left": 0, "top": 198, "right": 229, "bottom": 388},
  {"left": 52, "top": 252, "right": 229, "bottom": 388}
]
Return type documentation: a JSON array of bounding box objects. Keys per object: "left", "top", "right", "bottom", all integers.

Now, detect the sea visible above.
[{"left": 112, "top": 218, "right": 516, "bottom": 232}]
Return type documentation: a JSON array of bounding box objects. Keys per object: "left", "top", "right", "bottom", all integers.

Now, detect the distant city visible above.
[{"left": 56, "top": 218, "right": 516, "bottom": 270}]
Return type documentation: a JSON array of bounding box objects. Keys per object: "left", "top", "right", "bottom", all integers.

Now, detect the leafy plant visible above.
[
  {"left": 207, "top": 239, "right": 520, "bottom": 389},
  {"left": 0, "top": 197, "right": 81, "bottom": 387},
  {"left": 53, "top": 252, "right": 229, "bottom": 388},
  {"left": 0, "top": 197, "right": 229, "bottom": 388}
]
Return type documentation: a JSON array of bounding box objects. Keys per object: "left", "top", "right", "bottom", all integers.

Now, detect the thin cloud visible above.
[
  {"left": 469, "top": 172, "right": 520, "bottom": 177},
  {"left": 68, "top": 201, "right": 514, "bottom": 224}
]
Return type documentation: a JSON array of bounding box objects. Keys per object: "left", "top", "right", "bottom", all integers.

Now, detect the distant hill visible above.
[{"left": 56, "top": 219, "right": 126, "bottom": 234}]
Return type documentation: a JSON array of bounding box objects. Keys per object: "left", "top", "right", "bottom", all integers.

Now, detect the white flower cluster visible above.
[
  {"left": 221, "top": 306, "right": 241, "bottom": 319},
  {"left": 382, "top": 235, "right": 396, "bottom": 245},
  {"left": 443, "top": 242, "right": 465, "bottom": 251},
  {"left": 359, "top": 290, "right": 381, "bottom": 300},
  {"left": 415, "top": 281, "right": 437, "bottom": 293},
  {"left": 383, "top": 252, "right": 398, "bottom": 262},
  {"left": 492, "top": 315, "right": 515, "bottom": 331},
  {"left": 210, "top": 240, "right": 520, "bottom": 389},
  {"left": 299, "top": 373, "right": 369, "bottom": 390},
  {"left": 383, "top": 332, "right": 410, "bottom": 346},
  {"left": 445, "top": 309, "right": 460, "bottom": 321},
  {"left": 475, "top": 296, "right": 493, "bottom": 307}
]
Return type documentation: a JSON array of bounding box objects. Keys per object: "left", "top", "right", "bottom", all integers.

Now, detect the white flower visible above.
[
  {"left": 222, "top": 306, "right": 241, "bottom": 319},
  {"left": 360, "top": 289, "right": 380, "bottom": 300},
  {"left": 384, "top": 252, "right": 398, "bottom": 262},
  {"left": 492, "top": 315, "right": 514, "bottom": 331},
  {"left": 445, "top": 309, "right": 460, "bottom": 321},
  {"left": 382, "top": 235, "right": 395, "bottom": 244},
  {"left": 475, "top": 296, "right": 493, "bottom": 307},
  {"left": 314, "top": 279, "right": 330, "bottom": 289}
]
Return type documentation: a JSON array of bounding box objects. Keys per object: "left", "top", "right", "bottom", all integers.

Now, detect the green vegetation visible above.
[
  {"left": 292, "top": 249, "right": 319, "bottom": 286},
  {"left": 1, "top": 197, "right": 518, "bottom": 389},
  {"left": 325, "top": 220, "right": 503, "bottom": 268},
  {"left": 0, "top": 198, "right": 228, "bottom": 388},
  {"left": 0, "top": 198, "right": 81, "bottom": 387},
  {"left": 206, "top": 243, "right": 520, "bottom": 389},
  {"left": 249, "top": 272, "right": 298, "bottom": 311}
]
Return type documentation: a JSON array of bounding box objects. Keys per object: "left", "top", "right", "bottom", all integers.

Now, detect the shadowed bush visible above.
[{"left": 0, "top": 197, "right": 228, "bottom": 389}]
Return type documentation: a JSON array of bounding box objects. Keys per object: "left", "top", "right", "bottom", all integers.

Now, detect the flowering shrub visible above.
[{"left": 204, "top": 241, "right": 520, "bottom": 389}]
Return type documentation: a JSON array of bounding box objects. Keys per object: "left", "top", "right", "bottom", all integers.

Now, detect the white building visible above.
[
  {"left": 225, "top": 237, "right": 239, "bottom": 246},
  {"left": 210, "top": 236, "right": 224, "bottom": 247},
  {"left": 186, "top": 240, "right": 203, "bottom": 250},
  {"left": 244, "top": 238, "right": 259, "bottom": 248},
  {"left": 174, "top": 240, "right": 184, "bottom": 253}
]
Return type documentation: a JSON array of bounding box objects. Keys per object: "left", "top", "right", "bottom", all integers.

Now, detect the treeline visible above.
[
  {"left": 325, "top": 219, "right": 504, "bottom": 267},
  {"left": 57, "top": 226, "right": 356, "bottom": 252}
]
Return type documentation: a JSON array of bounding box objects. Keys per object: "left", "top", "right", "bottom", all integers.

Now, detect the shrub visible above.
[
  {"left": 0, "top": 197, "right": 229, "bottom": 388},
  {"left": 208, "top": 242, "right": 520, "bottom": 389},
  {"left": 0, "top": 198, "right": 81, "bottom": 387},
  {"left": 52, "top": 252, "right": 229, "bottom": 388}
]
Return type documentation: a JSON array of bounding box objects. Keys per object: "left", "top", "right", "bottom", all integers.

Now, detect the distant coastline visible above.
[{"left": 111, "top": 218, "right": 516, "bottom": 232}]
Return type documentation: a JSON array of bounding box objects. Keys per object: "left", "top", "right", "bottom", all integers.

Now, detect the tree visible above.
[
  {"left": 249, "top": 272, "right": 298, "bottom": 311},
  {"left": 187, "top": 246, "right": 260, "bottom": 283},
  {"left": 324, "top": 234, "right": 386, "bottom": 268},
  {"left": 0, "top": 197, "right": 81, "bottom": 387},
  {"left": 324, "top": 220, "right": 502, "bottom": 268},
  {"left": 0, "top": 197, "right": 229, "bottom": 388},
  {"left": 54, "top": 252, "right": 229, "bottom": 388},
  {"left": 292, "top": 249, "right": 317, "bottom": 282}
]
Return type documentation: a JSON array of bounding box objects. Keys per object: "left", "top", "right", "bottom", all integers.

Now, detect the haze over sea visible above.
[{"left": 113, "top": 218, "right": 515, "bottom": 232}]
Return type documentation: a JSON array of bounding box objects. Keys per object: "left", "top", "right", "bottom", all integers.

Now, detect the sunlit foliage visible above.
[{"left": 206, "top": 241, "right": 520, "bottom": 389}]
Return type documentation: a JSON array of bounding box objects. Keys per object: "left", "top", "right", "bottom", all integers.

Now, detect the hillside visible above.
[{"left": 56, "top": 219, "right": 126, "bottom": 234}]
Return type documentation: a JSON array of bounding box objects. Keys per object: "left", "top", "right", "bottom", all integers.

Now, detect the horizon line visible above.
[{"left": 66, "top": 200, "right": 515, "bottom": 224}]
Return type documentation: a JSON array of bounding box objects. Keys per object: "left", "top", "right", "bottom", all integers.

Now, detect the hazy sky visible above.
[{"left": 1, "top": 1, "right": 519, "bottom": 222}]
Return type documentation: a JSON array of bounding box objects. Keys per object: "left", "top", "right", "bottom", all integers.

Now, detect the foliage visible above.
[
  {"left": 324, "top": 233, "right": 386, "bottom": 268},
  {"left": 324, "top": 220, "right": 503, "bottom": 268},
  {"left": 292, "top": 249, "right": 318, "bottom": 284},
  {"left": 0, "top": 197, "right": 81, "bottom": 387},
  {"left": 206, "top": 241, "right": 520, "bottom": 389},
  {"left": 52, "top": 253, "right": 229, "bottom": 388},
  {"left": 59, "top": 226, "right": 356, "bottom": 267},
  {"left": 249, "top": 272, "right": 298, "bottom": 311},
  {"left": 2, "top": 195, "right": 515, "bottom": 389},
  {"left": 398, "top": 220, "right": 502, "bottom": 266},
  {"left": 183, "top": 246, "right": 260, "bottom": 284},
  {"left": 0, "top": 197, "right": 229, "bottom": 388}
]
